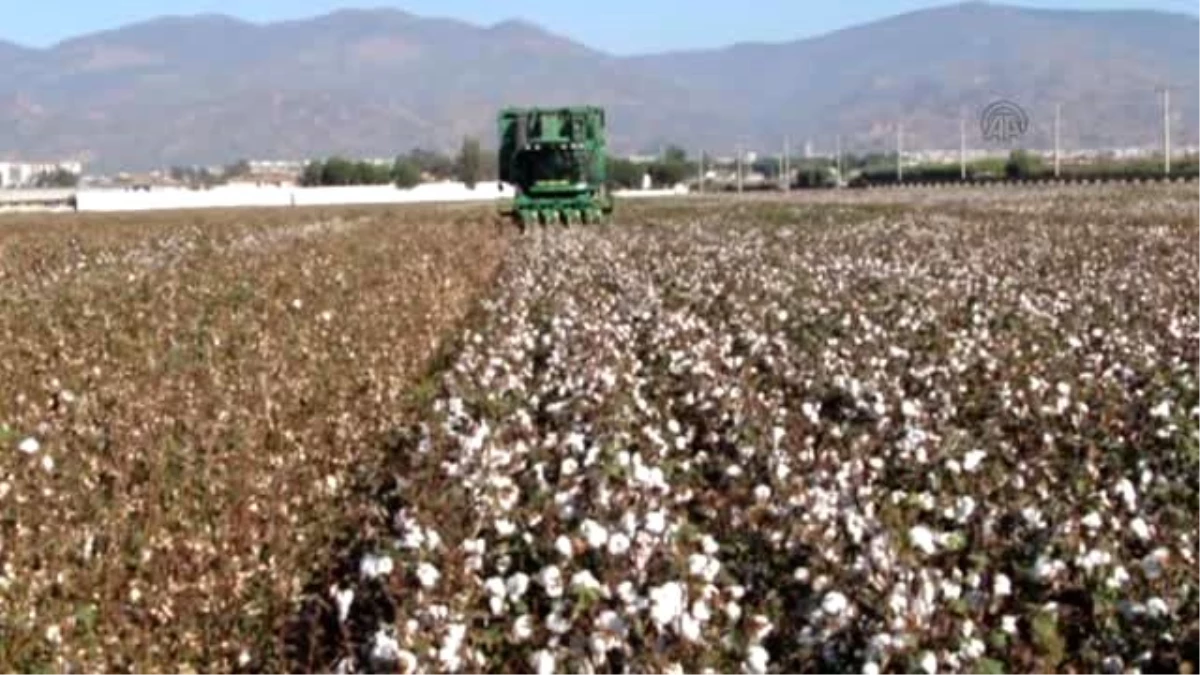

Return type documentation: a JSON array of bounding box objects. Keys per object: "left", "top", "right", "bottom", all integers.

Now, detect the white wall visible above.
[
  {"left": 74, "top": 181, "right": 690, "bottom": 213},
  {"left": 0, "top": 188, "right": 76, "bottom": 204},
  {"left": 76, "top": 181, "right": 517, "bottom": 213}
]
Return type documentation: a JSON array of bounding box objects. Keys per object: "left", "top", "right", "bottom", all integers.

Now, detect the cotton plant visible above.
[{"left": 318, "top": 188, "right": 1195, "bottom": 674}]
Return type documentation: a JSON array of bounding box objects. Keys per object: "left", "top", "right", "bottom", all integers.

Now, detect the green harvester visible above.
[{"left": 497, "top": 106, "right": 614, "bottom": 227}]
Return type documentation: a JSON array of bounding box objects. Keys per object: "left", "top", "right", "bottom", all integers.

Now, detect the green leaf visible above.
[{"left": 978, "top": 657, "right": 1006, "bottom": 674}]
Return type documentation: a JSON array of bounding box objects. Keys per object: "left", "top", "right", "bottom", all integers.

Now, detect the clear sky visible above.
[{"left": 3, "top": 0, "right": 1197, "bottom": 54}]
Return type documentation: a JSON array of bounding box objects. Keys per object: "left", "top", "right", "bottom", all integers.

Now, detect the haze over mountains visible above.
[{"left": 0, "top": 1, "right": 1196, "bottom": 171}]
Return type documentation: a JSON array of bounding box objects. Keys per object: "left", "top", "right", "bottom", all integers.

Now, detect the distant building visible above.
[
  {"left": 0, "top": 160, "right": 84, "bottom": 188},
  {"left": 247, "top": 159, "right": 307, "bottom": 176}
]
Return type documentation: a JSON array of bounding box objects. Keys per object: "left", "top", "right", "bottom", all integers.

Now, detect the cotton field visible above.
[
  {"left": 1, "top": 185, "right": 1197, "bottom": 674},
  {"left": 294, "top": 186, "right": 1198, "bottom": 674}
]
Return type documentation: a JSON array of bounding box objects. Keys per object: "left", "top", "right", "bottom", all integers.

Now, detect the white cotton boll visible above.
[
  {"left": 725, "top": 600, "right": 743, "bottom": 622},
  {"left": 1075, "top": 547, "right": 1108, "bottom": 566},
  {"left": 918, "top": 651, "right": 937, "bottom": 674},
  {"left": 963, "top": 637, "right": 986, "bottom": 659},
  {"left": 954, "top": 496, "right": 976, "bottom": 523},
  {"left": 821, "top": 591, "right": 849, "bottom": 617},
  {"left": 908, "top": 525, "right": 937, "bottom": 555},
  {"left": 332, "top": 587, "right": 354, "bottom": 623},
  {"left": 597, "top": 609, "right": 628, "bottom": 637},
  {"left": 581, "top": 519, "right": 609, "bottom": 549},
  {"left": 993, "top": 573, "right": 1011, "bottom": 597},
  {"left": 495, "top": 519, "right": 517, "bottom": 537},
  {"left": 1114, "top": 479, "right": 1138, "bottom": 511},
  {"left": 650, "top": 582, "right": 687, "bottom": 627},
  {"left": 360, "top": 553, "right": 394, "bottom": 580},
  {"left": 680, "top": 613, "right": 703, "bottom": 643},
  {"left": 570, "top": 570, "right": 603, "bottom": 595},
  {"left": 18, "top": 437, "right": 39, "bottom": 454},
  {"left": 645, "top": 510, "right": 667, "bottom": 535},
  {"left": 607, "top": 532, "right": 631, "bottom": 556},
  {"left": 484, "top": 577, "right": 506, "bottom": 598},
  {"left": 1146, "top": 597, "right": 1169, "bottom": 617},
  {"left": 506, "top": 573, "right": 530, "bottom": 599},
  {"left": 531, "top": 650, "right": 556, "bottom": 675},
  {"left": 1141, "top": 548, "right": 1168, "bottom": 580},
  {"left": 561, "top": 457, "right": 579, "bottom": 476},
  {"left": 617, "top": 580, "right": 638, "bottom": 605},
  {"left": 772, "top": 426, "right": 786, "bottom": 447},
  {"left": 1034, "top": 556, "right": 1066, "bottom": 580},
  {"left": 863, "top": 661, "right": 881, "bottom": 675},
  {"left": 754, "top": 484, "right": 772, "bottom": 503},
  {"left": 555, "top": 535, "right": 574, "bottom": 559},
  {"left": 1081, "top": 512, "right": 1103, "bottom": 530},
  {"left": 416, "top": 562, "right": 440, "bottom": 589},
  {"left": 370, "top": 629, "right": 402, "bottom": 666},
  {"left": 546, "top": 609, "right": 572, "bottom": 634},
  {"left": 1106, "top": 565, "right": 1131, "bottom": 589},
  {"left": 1001, "top": 615, "right": 1018, "bottom": 634},
  {"left": 963, "top": 449, "right": 987, "bottom": 472},
  {"left": 538, "top": 566, "right": 564, "bottom": 598},
  {"left": 1130, "top": 518, "right": 1151, "bottom": 541},
  {"left": 511, "top": 614, "right": 534, "bottom": 642},
  {"left": 745, "top": 646, "right": 770, "bottom": 674},
  {"left": 489, "top": 595, "right": 505, "bottom": 616},
  {"left": 802, "top": 402, "right": 820, "bottom": 425},
  {"left": 1150, "top": 400, "right": 1171, "bottom": 419}
]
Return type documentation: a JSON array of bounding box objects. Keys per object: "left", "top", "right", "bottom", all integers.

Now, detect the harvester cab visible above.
[{"left": 498, "top": 106, "right": 614, "bottom": 228}]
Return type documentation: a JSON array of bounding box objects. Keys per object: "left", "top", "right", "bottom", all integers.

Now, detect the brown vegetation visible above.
[{"left": 0, "top": 204, "right": 510, "bottom": 672}]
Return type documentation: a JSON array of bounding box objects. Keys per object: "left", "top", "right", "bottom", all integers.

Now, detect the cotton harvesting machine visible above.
[{"left": 498, "top": 106, "right": 613, "bottom": 227}]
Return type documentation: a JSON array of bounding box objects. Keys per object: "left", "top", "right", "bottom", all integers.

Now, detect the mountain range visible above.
[{"left": 0, "top": 1, "right": 1196, "bottom": 171}]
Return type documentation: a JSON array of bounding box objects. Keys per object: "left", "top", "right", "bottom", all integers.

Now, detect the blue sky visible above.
[{"left": 4, "top": 0, "right": 1197, "bottom": 53}]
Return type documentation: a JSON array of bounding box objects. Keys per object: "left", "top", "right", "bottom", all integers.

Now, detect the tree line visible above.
[
  {"left": 32, "top": 168, "right": 80, "bottom": 188},
  {"left": 299, "top": 137, "right": 497, "bottom": 188},
  {"left": 606, "top": 145, "right": 696, "bottom": 190},
  {"left": 850, "top": 150, "right": 1200, "bottom": 186}
]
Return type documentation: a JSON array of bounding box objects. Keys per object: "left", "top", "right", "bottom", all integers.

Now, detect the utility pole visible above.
[
  {"left": 1161, "top": 87, "right": 1171, "bottom": 176},
  {"left": 783, "top": 136, "right": 790, "bottom": 192},
  {"left": 736, "top": 144, "right": 744, "bottom": 194},
  {"left": 835, "top": 134, "right": 843, "bottom": 188},
  {"left": 1053, "top": 103, "right": 1061, "bottom": 178},
  {"left": 896, "top": 123, "right": 903, "bottom": 182},
  {"left": 697, "top": 150, "right": 704, "bottom": 194}
]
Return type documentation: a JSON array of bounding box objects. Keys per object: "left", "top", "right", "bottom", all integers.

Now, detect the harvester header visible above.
[{"left": 498, "top": 106, "right": 613, "bottom": 227}]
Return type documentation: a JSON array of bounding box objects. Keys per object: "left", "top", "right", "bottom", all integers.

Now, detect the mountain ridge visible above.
[{"left": 0, "top": 1, "right": 1195, "bottom": 171}]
